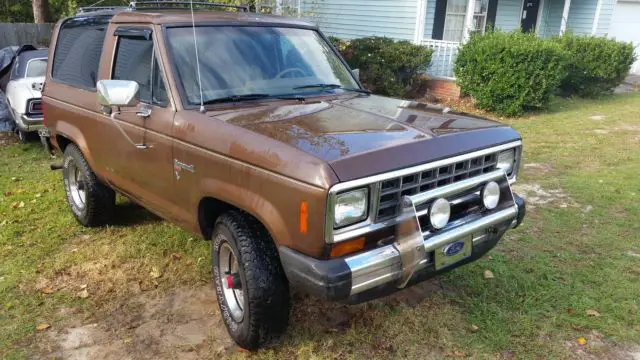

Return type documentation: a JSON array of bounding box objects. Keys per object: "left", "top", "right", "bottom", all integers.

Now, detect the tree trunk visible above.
[{"left": 32, "top": 0, "right": 50, "bottom": 24}]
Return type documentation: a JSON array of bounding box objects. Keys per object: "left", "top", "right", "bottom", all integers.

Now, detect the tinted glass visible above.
[
  {"left": 166, "top": 26, "right": 358, "bottom": 105},
  {"left": 26, "top": 59, "right": 47, "bottom": 78},
  {"left": 52, "top": 16, "right": 110, "bottom": 90},
  {"left": 113, "top": 36, "right": 168, "bottom": 107}
]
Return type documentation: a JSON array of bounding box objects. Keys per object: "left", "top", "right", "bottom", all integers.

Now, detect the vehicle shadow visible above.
[{"left": 110, "top": 200, "right": 162, "bottom": 227}]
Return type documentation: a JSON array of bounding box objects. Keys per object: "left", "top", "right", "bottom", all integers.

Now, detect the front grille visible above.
[{"left": 375, "top": 152, "right": 498, "bottom": 221}]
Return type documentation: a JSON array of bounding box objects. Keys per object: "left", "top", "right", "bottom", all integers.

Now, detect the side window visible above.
[
  {"left": 113, "top": 35, "right": 168, "bottom": 107},
  {"left": 52, "top": 16, "right": 110, "bottom": 90}
]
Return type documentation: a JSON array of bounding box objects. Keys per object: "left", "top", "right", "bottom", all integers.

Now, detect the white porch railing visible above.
[{"left": 422, "top": 39, "right": 461, "bottom": 79}]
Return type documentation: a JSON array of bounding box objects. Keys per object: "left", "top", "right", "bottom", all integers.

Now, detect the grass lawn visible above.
[{"left": 1, "top": 93, "right": 639, "bottom": 359}]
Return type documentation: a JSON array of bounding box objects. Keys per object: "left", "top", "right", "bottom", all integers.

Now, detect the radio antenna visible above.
[{"left": 189, "top": 0, "right": 205, "bottom": 113}]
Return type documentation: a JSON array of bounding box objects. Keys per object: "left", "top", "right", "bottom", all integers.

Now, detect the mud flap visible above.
[{"left": 393, "top": 196, "right": 426, "bottom": 288}]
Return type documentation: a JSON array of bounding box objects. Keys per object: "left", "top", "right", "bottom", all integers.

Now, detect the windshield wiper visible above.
[
  {"left": 293, "top": 83, "right": 371, "bottom": 95},
  {"left": 202, "top": 93, "right": 305, "bottom": 105}
]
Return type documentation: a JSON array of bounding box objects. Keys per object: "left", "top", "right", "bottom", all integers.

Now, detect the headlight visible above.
[
  {"left": 496, "top": 149, "right": 516, "bottom": 176},
  {"left": 334, "top": 188, "right": 368, "bottom": 228}
]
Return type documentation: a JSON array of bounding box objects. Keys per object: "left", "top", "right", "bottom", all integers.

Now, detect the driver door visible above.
[{"left": 98, "top": 27, "right": 178, "bottom": 217}]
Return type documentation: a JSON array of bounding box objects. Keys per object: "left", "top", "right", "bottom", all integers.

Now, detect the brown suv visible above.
[{"left": 42, "top": 2, "right": 526, "bottom": 350}]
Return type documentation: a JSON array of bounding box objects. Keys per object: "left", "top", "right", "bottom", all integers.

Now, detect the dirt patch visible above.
[
  {"left": 589, "top": 115, "right": 606, "bottom": 121},
  {"left": 511, "top": 183, "right": 591, "bottom": 212},
  {"left": 613, "top": 124, "right": 640, "bottom": 132},
  {"left": 39, "top": 285, "right": 234, "bottom": 360},
  {"left": 565, "top": 330, "right": 640, "bottom": 359},
  {"left": 523, "top": 163, "right": 554, "bottom": 175},
  {"left": 0, "top": 131, "right": 17, "bottom": 147},
  {"left": 593, "top": 129, "right": 610, "bottom": 135}
]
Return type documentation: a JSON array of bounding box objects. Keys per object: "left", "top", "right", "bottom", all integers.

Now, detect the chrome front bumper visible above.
[
  {"left": 279, "top": 169, "right": 525, "bottom": 303},
  {"left": 16, "top": 113, "right": 44, "bottom": 132},
  {"left": 344, "top": 169, "right": 519, "bottom": 296}
]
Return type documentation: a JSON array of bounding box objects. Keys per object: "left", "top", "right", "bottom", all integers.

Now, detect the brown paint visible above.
[{"left": 43, "top": 10, "right": 521, "bottom": 259}]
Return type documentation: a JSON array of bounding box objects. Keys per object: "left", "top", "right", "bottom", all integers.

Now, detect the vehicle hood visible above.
[{"left": 214, "top": 95, "right": 521, "bottom": 182}]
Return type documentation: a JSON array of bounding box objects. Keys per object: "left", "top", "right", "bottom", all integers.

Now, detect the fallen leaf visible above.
[
  {"left": 4, "top": 191, "right": 12, "bottom": 196},
  {"left": 15, "top": 189, "right": 25, "bottom": 194},
  {"left": 586, "top": 309, "right": 601, "bottom": 317},
  {"left": 35, "top": 193, "right": 42, "bottom": 198},
  {"left": 0, "top": 220, "right": 7, "bottom": 226},
  {"left": 30, "top": 199, "right": 37, "bottom": 203},
  {"left": 18, "top": 201, "right": 25, "bottom": 208},
  {"left": 487, "top": 255, "right": 493, "bottom": 260},
  {"left": 483, "top": 270, "right": 494, "bottom": 279},
  {"left": 42, "top": 287, "right": 54, "bottom": 294},
  {"left": 70, "top": 248, "right": 78, "bottom": 253},
  {"left": 10, "top": 177, "right": 19, "bottom": 182},
  {"left": 450, "top": 350, "right": 466, "bottom": 357},
  {"left": 80, "top": 235, "right": 91, "bottom": 241},
  {"left": 577, "top": 337, "right": 587, "bottom": 345},
  {"left": 9, "top": 202, "right": 19, "bottom": 209},
  {"left": 123, "top": 337, "right": 132, "bottom": 344},
  {"left": 471, "top": 324, "right": 479, "bottom": 331},
  {"left": 150, "top": 267, "right": 162, "bottom": 279},
  {"left": 567, "top": 308, "right": 575, "bottom": 314},
  {"left": 78, "top": 289, "right": 89, "bottom": 299},
  {"left": 80, "top": 284, "right": 87, "bottom": 289},
  {"left": 36, "top": 323, "right": 50, "bottom": 331},
  {"left": 170, "top": 253, "right": 182, "bottom": 261}
]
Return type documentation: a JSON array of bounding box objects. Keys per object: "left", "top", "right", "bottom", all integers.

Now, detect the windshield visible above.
[
  {"left": 166, "top": 26, "right": 359, "bottom": 105},
  {"left": 26, "top": 59, "right": 47, "bottom": 78}
]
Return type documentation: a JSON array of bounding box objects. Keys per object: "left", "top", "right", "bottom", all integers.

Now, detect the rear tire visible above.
[
  {"left": 212, "top": 211, "right": 291, "bottom": 350},
  {"left": 62, "top": 144, "right": 115, "bottom": 227},
  {"left": 17, "top": 129, "right": 29, "bottom": 143}
]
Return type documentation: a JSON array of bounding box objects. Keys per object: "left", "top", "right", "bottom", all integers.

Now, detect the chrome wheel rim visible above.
[
  {"left": 67, "top": 161, "right": 87, "bottom": 209},
  {"left": 219, "top": 243, "right": 244, "bottom": 322}
]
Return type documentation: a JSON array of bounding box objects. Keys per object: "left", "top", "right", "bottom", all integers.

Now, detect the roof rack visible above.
[
  {"left": 129, "top": 1, "right": 249, "bottom": 12},
  {"left": 76, "top": 6, "right": 130, "bottom": 14},
  {"left": 76, "top": 1, "right": 249, "bottom": 15}
]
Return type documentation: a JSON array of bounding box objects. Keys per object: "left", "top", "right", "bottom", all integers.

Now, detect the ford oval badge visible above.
[{"left": 443, "top": 241, "right": 465, "bottom": 257}]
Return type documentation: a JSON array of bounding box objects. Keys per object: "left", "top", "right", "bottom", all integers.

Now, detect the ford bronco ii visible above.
[{"left": 42, "top": 2, "right": 526, "bottom": 350}]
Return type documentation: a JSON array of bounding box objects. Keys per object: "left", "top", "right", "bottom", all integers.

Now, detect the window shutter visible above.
[
  {"left": 486, "top": 0, "right": 499, "bottom": 31},
  {"left": 432, "top": 0, "right": 448, "bottom": 40}
]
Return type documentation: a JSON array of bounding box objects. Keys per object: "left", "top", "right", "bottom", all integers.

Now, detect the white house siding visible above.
[
  {"left": 495, "top": 0, "right": 523, "bottom": 31},
  {"left": 594, "top": 0, "right": 616, "bottom": 35},
  {"left": 608, "top": 0, "right": 640, "bottom": 74},
  {"left": 538, "top": 0, "right": 563, "bottom": 37},
  {"left": 424, "top": 0, "right": 437, "bottom": 39},
  {"left": 566, "top": 0, "right": 598, "bottom": 34},
  {"left": 302, "top": 0, "right": 419, "bottom": 41}
]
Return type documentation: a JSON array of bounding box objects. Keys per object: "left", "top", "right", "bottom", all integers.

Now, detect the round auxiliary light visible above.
[
  {"left": 482, "top": 181, "right": 501, "bottom": 210},
  {"left": 430, "top": 198, "right": 451, "bottom": 230}
]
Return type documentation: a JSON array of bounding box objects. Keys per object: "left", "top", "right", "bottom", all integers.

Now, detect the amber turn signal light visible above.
[
  {"left": 299, "top": 201, "right": 308, "bottom": 234},
  {"left": 330, "top": 237, "right": 365, "bottom": 258}
]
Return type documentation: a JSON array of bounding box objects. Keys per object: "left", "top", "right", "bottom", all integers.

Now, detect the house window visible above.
[
  {"left": 435, "top": 0, "right": 491, "bottom": 42},
  {"left": 443, "top": 0, "right": 468, "bottom": 41},
  {"left": 472, "top": 0, "right": 490, "bottom": 34},
  {"left": 255, "top": 0, "right": 301, "bottom": 16}
]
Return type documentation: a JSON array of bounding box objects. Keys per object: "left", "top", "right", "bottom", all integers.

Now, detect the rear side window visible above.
[{"left": 52, "top": 16, "right": 111, "bottom": 90}]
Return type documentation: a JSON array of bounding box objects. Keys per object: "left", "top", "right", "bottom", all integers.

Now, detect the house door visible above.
[{"left": 521, "top": 0, "right": 540, "bottom": 32}]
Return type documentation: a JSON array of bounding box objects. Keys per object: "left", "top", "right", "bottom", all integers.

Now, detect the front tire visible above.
[
  {"left": 62, "top": 144, "right": 115, "bottom": 227},
  {"left": 212, "top": 211, "right": 291, "bottom": 350}
]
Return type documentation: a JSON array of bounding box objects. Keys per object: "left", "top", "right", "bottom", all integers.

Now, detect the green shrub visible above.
[
  {"left": 329, "top": 36, "right": 433, "bottom": 97},
  {"left": 455, "top": 31, "right": 568, "bottom": 116},
  {"left": 555, "top": 34, "right": 636, "bottom": 97}
]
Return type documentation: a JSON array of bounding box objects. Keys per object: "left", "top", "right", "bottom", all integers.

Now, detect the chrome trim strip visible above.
[
  {"left": 345, "top": 205, "right": 517, "bottom": 295},
  {"left": 409, "top": 169, "right": 505, "bottom": 207},
  {"left": 325, "top": 141, "right": 522, "bottom": 244}
]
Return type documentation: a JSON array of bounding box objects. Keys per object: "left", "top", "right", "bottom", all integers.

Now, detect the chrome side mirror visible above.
[
  {"left": 352, "top": 68, "right": 360, "bottom": 81},
  {"left": 97, "top": 80, "right": 140, "bottom": 107}
]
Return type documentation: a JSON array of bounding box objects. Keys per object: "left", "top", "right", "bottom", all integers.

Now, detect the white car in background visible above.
[{"left": 5, "top": 48, "right": 48, "bottom": 142}]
